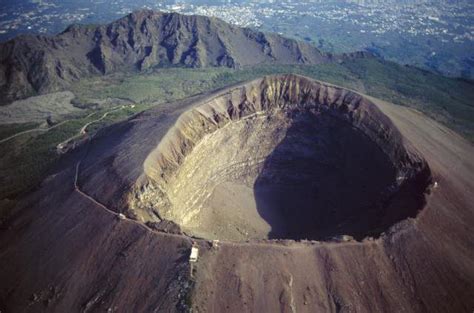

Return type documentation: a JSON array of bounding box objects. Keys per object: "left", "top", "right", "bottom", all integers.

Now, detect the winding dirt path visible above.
[
  {"left": 73, "top": 161, "right": 112, "bottom": 214},
  {"left": 57, "top": 106, "right": 127, "bottom": 150},
  {"left": 0, "top": 120, "right": 67, "bottom": 144},
  {"left": 72, "top": 151, "right": 364, "bottom": 250},
  {"left": 73, "top": 159, "right": 172, "bottom": 237},
  {"left": 1, "top": 105, "right": 126, "bottom": 146},
  {"left": 72, "top": 148, "right": 196, "bottom": 243},
  {"left": 0, "top": 112, "right": 97, "bottom": 144},
  {"left": 79, "top": 107, "right": 123, "bottom": 134}
]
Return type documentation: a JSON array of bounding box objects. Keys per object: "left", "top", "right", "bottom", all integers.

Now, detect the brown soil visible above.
[{"left": 0, "top": 75, "right": 473, "bottom": 313}]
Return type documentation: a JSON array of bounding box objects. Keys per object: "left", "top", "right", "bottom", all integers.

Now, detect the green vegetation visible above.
[
  {"left": 0, "top": 122, "right": 39, "bottom": 141},
  {"left": 1, "top": 58, "right": 473, "bottom": 202},
  {"left": 85, "top": 103, "right": 151, "bottom": 133},
  {"left": 1, "top": 117, "right": 88, "bottom": 199},
  {"left": 74, "top": 59, "right": 474, "bottom": 141},
  {"left": 0, "top": 106, "right": 141, "bottom": 199},
  {"left": 219, "top": 61, "right": 474, "bottom": 141},
  {"left": 340, "top": 60, "right": 474, "bottom": 141},
  {"left": 71, "top": 68, "right": 231, "bottom": 104}
]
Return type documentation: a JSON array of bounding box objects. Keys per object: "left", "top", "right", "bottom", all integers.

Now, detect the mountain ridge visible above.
[{"left": 0, "top": 9, "right": 372, "bottom": 104}]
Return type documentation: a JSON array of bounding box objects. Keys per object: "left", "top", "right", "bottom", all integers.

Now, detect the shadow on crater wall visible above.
[
  {"left": 135, "top": 74, "right": 433, "bottom": 241},
  {"left": 253, "top": 109, "right": 430, "bottom": 241}
]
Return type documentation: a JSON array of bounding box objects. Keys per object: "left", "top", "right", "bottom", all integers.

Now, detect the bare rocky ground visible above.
[
  {"left": 0, "top": 90, "right": 134, "bottom": 126},
  {"left": 0, "top": 75, "right": 473, "bottom": 312},
  {"left": 0, "top": 91, "right": 81, "bottom": 124}
]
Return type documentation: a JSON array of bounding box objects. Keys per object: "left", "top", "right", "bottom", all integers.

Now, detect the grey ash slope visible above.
[
  {"left": 0, "top": 75, "right": 473, "bottom": 312},
  {"left": 0, "top": 9, "right": 369, "bottom": 104}
]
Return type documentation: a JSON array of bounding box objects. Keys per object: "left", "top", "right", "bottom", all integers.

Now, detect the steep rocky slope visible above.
[
  {"left": 132, "top": 75, "right": 431, "bottom": 241},
  {"left": 0, "top": 10, "right": 370, "bottom": 104},
  {"left": 0, "top": 75, "right": 472, "bottom": 312}
]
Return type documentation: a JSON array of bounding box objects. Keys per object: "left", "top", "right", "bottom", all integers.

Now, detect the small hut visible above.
[{"left": 189, "top": 246, "right": 199, "bottom": 263}]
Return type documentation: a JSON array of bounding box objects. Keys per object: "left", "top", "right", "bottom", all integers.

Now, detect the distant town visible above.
[
  {"left": 1, "top": 0, "right": 473, "bottom": 77},
  {"left": 172, "top": 0, "right": 474, "bottom": 43},
  {"left": 1, "top": 0, "right": 472, "bottom": 44}
]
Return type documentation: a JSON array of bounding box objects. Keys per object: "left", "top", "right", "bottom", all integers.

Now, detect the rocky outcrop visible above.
[{"left": 0, "top": 10, "right": 372, "bottom": 104}]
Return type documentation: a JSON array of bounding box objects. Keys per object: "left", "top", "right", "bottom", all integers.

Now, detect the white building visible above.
[{"left": 189, "top": 246, "right": 199, "bottom": 263}]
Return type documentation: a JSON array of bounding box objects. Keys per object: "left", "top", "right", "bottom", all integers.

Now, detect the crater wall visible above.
[{"left": 130, "top": 75, "right": 431, "bottom": 241}]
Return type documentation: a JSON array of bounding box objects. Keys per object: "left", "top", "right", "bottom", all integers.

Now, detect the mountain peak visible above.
[
  {"left": 0, "top": 10, "right": 370, "bottom": 104},
  {"left": 126, "top": 9, "right": 166, "bottom": 21}
]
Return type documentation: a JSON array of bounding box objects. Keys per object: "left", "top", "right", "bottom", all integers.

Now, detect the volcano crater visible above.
[{"left": 132, "top": 75, "right": 432, "bottom": 241}]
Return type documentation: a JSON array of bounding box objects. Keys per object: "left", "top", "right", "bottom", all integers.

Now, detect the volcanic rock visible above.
[
  {"left": 0, "top": 10, "right": 371, "bottom": 104},
  {"left": 0, "top": 75, "right": 473, "bottom": 312}
]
